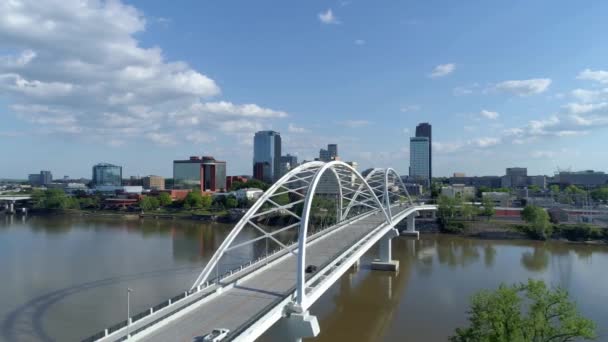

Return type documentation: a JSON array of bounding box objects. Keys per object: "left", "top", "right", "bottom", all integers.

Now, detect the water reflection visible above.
[
  {"left": 484, "top": 244, "right": 496, "bottom": 268},
  {"left": 1, "top": 218, "right": 608, "bottom": 342},
  {"left": 521, "top": 247, "right": 550, "bottom": 272}
]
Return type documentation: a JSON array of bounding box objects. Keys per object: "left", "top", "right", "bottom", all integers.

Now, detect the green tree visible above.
[
  {"left": 200, "top": 193, "right": 212, "bottom": 208},
  {"left": 590, "top": 187, "right": 608, "bottom": 202},
  {"left": 476, "top": 186, "right": 491, "bottom": 199},
  {"left": 521, "top": 205, "right": 552, "bottom": 240},
  {"left": 481, "top": 197, "right": 495, "bottom": 221},
  {"left": 565, "top": 185, "right": 585, "bottom": 195},
  {"left": 183, "top": 190, "right": 203, "bottom": 208},
  {"left": 140, "top": 196, "right": 160, "bottom": 211},
  {"left": 229, "top": 179, "right": 269, "bottom": 191},
  {"left": 225, "top": 196, "right": 238, "bottom": 209},
  {"left": 437, "top": 195, "right": 458, "bottom": 226},
  {"left": 528, "top": 185, "right": 541, "bottom": 193},
  {"left": 157, "top": 192, "right": 172, "bottom": 206},
  {"left": 460, "top": 202, "right": 477, "bottom": 221},
  {"left": 430, "top": 182, "right": 442, "bottom": 199},
  {"left": 550, "top": 184, "right": 560, "bottom": 194},
  {"left": 450, "top": 279, "right": 596, "bottom": 342}
]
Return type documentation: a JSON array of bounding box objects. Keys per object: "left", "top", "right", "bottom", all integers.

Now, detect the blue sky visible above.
[{"left": 1, "top": 0, "right": 608, "bottom": 179}]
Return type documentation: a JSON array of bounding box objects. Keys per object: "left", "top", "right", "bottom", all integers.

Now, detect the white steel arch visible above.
[
  {"left": 190, "top": 161, "right": 393, "bottom": 295},
  {"left": 343, "top": 168, "right": 413, "bottom": 222},
  {"left": 294, "top": 161, "right": 391, "bottom": 307},
  {"left": 190, "top": 161, "right": 325, "bottom": 290}
]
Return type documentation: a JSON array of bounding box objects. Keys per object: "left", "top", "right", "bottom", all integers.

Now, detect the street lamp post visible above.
[{"left": 127, "top": 288, "right": 133, "bottom": 339}]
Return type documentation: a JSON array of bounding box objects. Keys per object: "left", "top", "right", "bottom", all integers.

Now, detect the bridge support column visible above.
[
  {"left": 274, "top": 310, "right": 320, "bottom": 342},
  {"left": 8, "top": 201, "right": 14, "bottom": 215},
  {"left": 371, "top": 228, "right": 399, "bottom": 271},
  {"left": 400, "top": 213, "right": 419, "bottom": 238}
]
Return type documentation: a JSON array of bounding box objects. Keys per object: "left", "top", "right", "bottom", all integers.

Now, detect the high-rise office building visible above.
[
  {"left": 92, "top": 163, "right": 122, "bottom": 187},
  {"left": 409, "top": 137, "right": 430, "bottom": 187},
  {"left": 318, "top": 144, "right": 338, "bottom": 162},
  {"left": 319, "top": 149, "right": 330, "bottom": 162},
  {"left": 173, "top": 156, "right": 226, "bottom": 192},
  {"left": 502, "top": 167, "right": 528, "bottom": 188},
  {"left": 279, "top": 154, "right": 299, "bottom": 177},
  {"left": 253, "top": 130, "right": 281, "bottom": 183},
  {"left": 143, "top": 175, "right": 165, "bottom": 190},
  {"left": 280, "top": 154, "right": 298, "bottom": 167},
  {"left": 328, "top": 144, "right": 338, "bottom": 159},
  {"left": 28, "top": 174, "right": 41, "bottom": 186},
  {"left": 40, "top": 170, "right": 52, "bottom": 186},
  {"left": 415, "top": 123, "right": 432, "bottom": 181}
]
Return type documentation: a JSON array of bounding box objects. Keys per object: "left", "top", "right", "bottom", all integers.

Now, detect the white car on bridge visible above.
[{"left": 194, "top": 328, "right": 230, "bottom": 342}]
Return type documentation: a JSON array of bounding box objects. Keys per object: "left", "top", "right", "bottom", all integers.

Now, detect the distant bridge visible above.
[
  {"left": 0, "top": 195, "right": 31, "bottom": 214},
  {"left": 85, "top": 161, "right": 436, "bottom": 342}
]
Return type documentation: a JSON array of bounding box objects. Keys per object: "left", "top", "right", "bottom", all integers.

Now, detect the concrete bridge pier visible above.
[
  {"left": 7, "top": 201, "right": 15, "bottom": 215},
  {"left": 274, "top": 309, "right": 320, "bottom": 342},
  {"left": 400, "top": 213, "right": 419, "bottom": 238},
  {"left": 371, "top": 228, "right": 399, "bottom": 271}
]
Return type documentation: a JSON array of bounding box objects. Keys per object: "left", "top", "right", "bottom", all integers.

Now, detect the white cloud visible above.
[
  {"left": 288, "top": 123, "right": 307, "bottom": 133},
  {"left": 0, "top": 0, "right": 286, "bottom": 146},
  {"left": 571, "top": 88, "right": 608, "bottom": 103},
  {"left": 400, "top": 104, "right": 421, "bottom": 112},
  {"left": 563, "top": 102, "right": 608, "bottom": 115},
  {"left": 469, "top": 137, "right": 500, "bottom": 148},
  {"left": 354, "top": 39, "right": 365, "bottom": 45},
  {"left": 428, "top": 63, "right": 455, "bottom": 78},
  {"left": 340, "top": 120, "right": 371, "bottom": 128},
  {"left": 480, "top": 109, "right": 499, "bottom": 120},
  {"left": 577, "top": 69, "right": 608, "bottom": 84},
  {"left": 319, "top": 9, "right": 340, "bottom": 24},
  {"left": 433, "top": 141, "right": 464, "bottom": 153},
  {"left": 146, "top": 132, "right": 175, "bottom": 146},
  {"left": 495, "top": 78, "right": 551, "bottom": 96}
]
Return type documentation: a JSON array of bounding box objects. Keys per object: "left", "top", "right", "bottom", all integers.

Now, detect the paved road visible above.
[{"left": 139, "top": 208, "right": 408, "bottom": 342}]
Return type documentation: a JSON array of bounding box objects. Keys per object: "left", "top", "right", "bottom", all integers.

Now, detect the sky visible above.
[{"left": 2, "top": 0, "right": 608, "bottom": 179}]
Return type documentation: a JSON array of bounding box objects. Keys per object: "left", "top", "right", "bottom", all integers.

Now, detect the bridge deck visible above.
[{"left": 138, "top": 209, "right": 403, "bottom": 342}]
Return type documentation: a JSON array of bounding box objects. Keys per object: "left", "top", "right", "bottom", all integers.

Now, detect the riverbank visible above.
[
  {"left": 24, "top": 208, "right": 243, "bottom": 223},
  {"left": 414, "top": 219, "right": 608, "bottom": 246}
]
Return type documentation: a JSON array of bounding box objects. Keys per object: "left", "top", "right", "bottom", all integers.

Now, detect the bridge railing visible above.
[{"left": 80, "top": 207, "right": 382, "bottom": 342}]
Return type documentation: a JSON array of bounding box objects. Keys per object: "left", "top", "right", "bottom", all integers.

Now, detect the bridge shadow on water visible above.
[{"left": 0, "top": 266, "right": 202, "bottom": 342}]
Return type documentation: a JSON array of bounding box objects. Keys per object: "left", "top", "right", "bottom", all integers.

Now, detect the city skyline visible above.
[{"left": 2, "top": 1, "right": 608, "bottom": 178}]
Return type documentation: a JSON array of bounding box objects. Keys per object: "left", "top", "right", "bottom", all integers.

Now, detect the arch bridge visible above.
[{"left": 87, "top": 161, "right": 436, "bottom": 342}]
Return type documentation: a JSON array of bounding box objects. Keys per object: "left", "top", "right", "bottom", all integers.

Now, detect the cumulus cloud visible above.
[
  {"left": 577, "top": 69, "right": 608, "bottom": 84},
  {"left": 428, "top": 63, "right": 455, "bottom": 78},
  {"left": 287, "top": 123, "right": 307, "bottom": 133},
  {"left": 0, "top": 0, "right": 286, "bottom": 146},
  {"left": 495, "top": 78, "right": 551, "bottom": 96},
  {"left": 480, "top": 109, "right": 499, "bottom": 120},
  {"left": 469, "top": 137, "right": 500, "bottom": 148},
  {"left": 563, "top": 102, "right": 608, "bottom": 115},
  {"left": 433, "top": 141, "right": 464, "bottom": 153},
  {"left": 319, "top": 9, "right": 340, "bottom": 24},
  {"left": 571, "top": 88, "right": 608, "bottom": 103}
]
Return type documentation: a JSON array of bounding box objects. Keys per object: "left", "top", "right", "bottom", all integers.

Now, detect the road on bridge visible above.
[{"left": 137, "top": 208, "right": 405, "bottom": 341}]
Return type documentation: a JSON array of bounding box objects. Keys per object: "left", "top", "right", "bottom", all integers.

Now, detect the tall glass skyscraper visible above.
[
  {"left": 253, "top": 130, "right": 281, "bottom": 183},
  {"left": 92, "top": 163, "right": 122, "bottom": 186},
  {"left": 409, "top": 137, "right": 430, "bottom": 187},
  {"left": 415, "top": 123, "right": 432, "bottom": 182}
]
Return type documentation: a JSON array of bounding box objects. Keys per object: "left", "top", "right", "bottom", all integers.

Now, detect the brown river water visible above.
[{"left": 1, "top": 215, "right": 607, "bottom": 341}]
